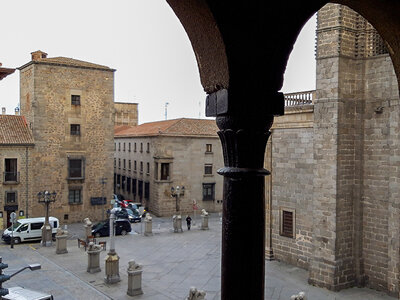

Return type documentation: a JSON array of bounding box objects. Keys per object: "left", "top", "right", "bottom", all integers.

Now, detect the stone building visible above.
[
  {"left": 114, "top": 118, "right": 223, "bottom": 216},
  {"left": 15, "top": 50, "right": 115, "bottom": 224},
  {"left": 0, "top": 115, "right": 34, "bottom": 229},
  {"left": 114, "top": 102, "right": 138, "bottom": 127},
  {"left": 266, "top": 3, "right": 399, "bottom": 295}
]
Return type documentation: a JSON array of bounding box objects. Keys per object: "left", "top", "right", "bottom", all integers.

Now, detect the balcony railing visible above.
[
  {"left": 3, "top": 172, "right": 20, "bottom": 184},
  {"left": 284, "top": 90, "right": 315, "bottom": 107}
]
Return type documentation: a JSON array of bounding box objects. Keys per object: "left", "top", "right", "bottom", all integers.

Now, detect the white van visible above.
[
  {"left": 1, "top": 217, "right": 59, "bottom": 244},
  {"left": 3, "top": 287, "right": 53, "bottom": 300}
]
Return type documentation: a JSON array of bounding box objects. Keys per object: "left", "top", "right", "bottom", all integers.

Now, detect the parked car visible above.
[
  {"left": 91, "top": 219, "right": 131, "bottom": 237},
  {"left": 2, "top": 217, "right": 59, "bottom": 244},
  {"left": 125, "top": 208, "right": 141, "bottom": 223}
]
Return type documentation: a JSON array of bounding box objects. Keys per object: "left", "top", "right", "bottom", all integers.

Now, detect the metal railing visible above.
[{"left": 284, "top": 90, "right": 315, "bottom": 107}]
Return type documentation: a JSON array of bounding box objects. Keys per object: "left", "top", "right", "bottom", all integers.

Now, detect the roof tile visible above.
[{"left": 0, "top": 115, "right": 34, "bottom": 145}]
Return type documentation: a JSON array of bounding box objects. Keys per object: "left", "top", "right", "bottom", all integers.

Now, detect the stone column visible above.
[
  {"left": 144, "top": 214, "right": 153, "bottom": 236},
  {"left": 104, "top": 210, "right": 120, "bottom": 283},
  {"left": 127, "top": 260, "right": 143, "bottom": 296},
  {"left": 87, "top": 242, "right": 102, "bottom": 273},
  {"left": 215, "top": 104, "right": 276, "bottom": 299},
  {"left": 55, "top": 228, "right": 68, "bottom": 254},
  {"left": 200, "top": 210, "right": 209, "bottom": 230}
]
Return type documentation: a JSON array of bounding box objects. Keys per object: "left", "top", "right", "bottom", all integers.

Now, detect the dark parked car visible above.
[{"left": 91, "top": 219, "right": 131, "bottom": 237}]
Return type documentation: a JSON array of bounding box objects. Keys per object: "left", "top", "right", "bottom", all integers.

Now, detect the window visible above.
[
  {"left": 31, "top": 222, "right": 44, "bottom": 230},
  {"left": 123, "top": 159, "right": 126, "bottom": 170},
  {"left": 206, "top": 144, "right": 212, "bottom": 153},
  {"left": 132, "top": 178, "right": 137, "bottom": 195},
  {"left": 204, "top": 164, "right": 213, "bottom": 175},
  {"left": 127, "top": 177, "right": 131, "bottom": 193},
  {"left": 280, "top": 209, "right": 295, "bottom": 238},
  {"left": 128, "top": 143, "right": 131, "bottom": 152},
  {"left": 123, "top": 143, "right": 126, "bottom": 151},
  {"left": 68, "top": 188, "right": 82, "bottom": 204},
  {"left": 138, "top": 180, "right": 143, "bottom": 198},
  {"left": 140, "top": 143, "right": 143, "bottom": 153},
  {"left": 116, "top": 174, "right": 121, "bottom": 187},
  {"left": 146, "top": 162, "right": 150, "bottom": 174},
  {"left": 68, "top": 158, "right": 84, "bottom": 179},
  {"left": 146, "top": 143, "right": 150, "bottom": 153},
  {"left": 134, "top": 160, "right": 137, "bottom": 171},
  {"left": 128, "top": 160, "right": 131, "bottom": 171},
  {"left": 70, "top": 124, "right": 80, "bottom": 135},
  {"left": 154, "top": 163, "right": 159, "bottom": 180},
  {"left": 119, "top": 143, "right": 121, "bottom": 151},
  {"left": 122, "top": 176, "right": 126, "bottom": 190},
  {"left": 114, "top": 158, "right": 116, "bottom": 168},
  {"left": 160, "top": 163, "right": 170, "bottom": 180},
  {"left": 134, "top": 143, "right": 137, "bottom": 152},
  {"left": 145, "top": 182, "right": 150, "bottom": 199},
  {"left": 140, "top": 162, "right": 143, "bottom": 173},
  {"left": 203, "top": 183, "right": 215, "bottom": 201},
  {"left": 118, "top": 159, "right": 121, "bottom": 169},
  {"left": 4, "top": 158, "right": 18, "bottom": 182},
  {"left": 5, "top": 191, "right": 17, "bottom": 204},
  {"left": 114, "top": 143, "right": 116, "bottom": 151},
  {"left": 71, "top": 95, "right": 81, "bottom": 105}
]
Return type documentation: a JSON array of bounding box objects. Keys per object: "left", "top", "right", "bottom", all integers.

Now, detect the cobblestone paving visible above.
[{"left": 0, "top": 214, "right": 396, "bottom": 299}]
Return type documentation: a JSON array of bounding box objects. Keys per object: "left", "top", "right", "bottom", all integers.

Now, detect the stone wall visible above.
[{"left": 114, "top": 102, "right": 138, "bottom": 127}]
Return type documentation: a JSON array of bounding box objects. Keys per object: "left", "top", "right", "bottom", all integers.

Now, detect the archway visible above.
[{"left": 166, "top": 1, "right": 400, "bottom": 299}]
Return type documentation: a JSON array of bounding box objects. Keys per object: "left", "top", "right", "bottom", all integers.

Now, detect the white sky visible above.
[{"left": 0, "top": 0, "right": 316, "bottom": 124}]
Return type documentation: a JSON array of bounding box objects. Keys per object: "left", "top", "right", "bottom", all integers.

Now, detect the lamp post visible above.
[
  {"left": 104, "top": 208, "right": 120, "bottom": 284},
  {"left": 37, "top": 191, "right": 56, "bottom": 247},
  {"left": 171, "top": 186, "right": 185, "bottom": 233}
]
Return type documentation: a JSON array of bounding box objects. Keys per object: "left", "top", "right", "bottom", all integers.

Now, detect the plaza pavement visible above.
[{"left": 0, "top": 214, "right": 396, "bottom": 300}]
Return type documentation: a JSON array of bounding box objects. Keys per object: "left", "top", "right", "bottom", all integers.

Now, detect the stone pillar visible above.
[
  {"left": 144, "top": 214, "right": 153, "bottom": 236},
  {"left": 87, "top": 242, "right": 102, "bottom": 273},
  {"left": 200, "top": 210, "right": 209, "bottom": 230},
  {"left": 173, "top": 215, "right": 183, "bottom": 233},
  {"left": 55, "top": 228, "right": 68, "bottom": 254},
  {"left": 214, "top": 102, "right": 276, "bottom": 299},
  {"left": 127, "top": 260, "right": 143, "bottom": 296},
  {"left": 104, "top": 209, "right": 120, "bottom": 283}
]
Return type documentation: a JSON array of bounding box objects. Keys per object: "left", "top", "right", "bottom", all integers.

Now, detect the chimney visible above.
[
  {"left": 31, "top": 50, "right": 48, "bottom": 61},
  {"left": 2, "top": 107, "right": 6, "bottom": 115}
]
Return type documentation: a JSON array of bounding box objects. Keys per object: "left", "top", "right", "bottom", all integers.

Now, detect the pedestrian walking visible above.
[{"left": 186, "top": 215, "right": 192, "bottom": 230}]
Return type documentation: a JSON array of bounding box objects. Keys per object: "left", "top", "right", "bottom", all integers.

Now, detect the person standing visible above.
[{"left": 186, "top": 215, "right": 192, "bottom": 230}]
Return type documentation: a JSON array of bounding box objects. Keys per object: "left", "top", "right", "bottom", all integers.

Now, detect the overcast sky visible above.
[{"left": 0, "top": 0, "right": 316, "bottom": 124}]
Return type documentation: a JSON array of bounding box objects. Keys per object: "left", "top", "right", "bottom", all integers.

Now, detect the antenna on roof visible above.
[{"left": 165, "top": 102, "right": 169, "bottom": 120}]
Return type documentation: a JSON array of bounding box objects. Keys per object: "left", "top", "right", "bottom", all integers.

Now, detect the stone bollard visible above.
[
  {"left": 87, "top": 242, "right": 102, "bottom": 273},
  {"left": 186, "top": 287, "right": 206, "bottom": 300},
  {"left": 55, "top": 228, "right": 68, "bottom": 254},
  {"left": 127, "top": 260, "right": 143, "bottom": 296},
  {"left": 83, "top": 218, "right": 92, "bottom": 240},
  {"left": 201, "top": 209, "right": 209, "bottom": 230},
  {"left": 173, "top": 215, "right": 183, "bottom": 233},
  {"left": 144, "top": 214, "right": 153, "bottom": 236}
]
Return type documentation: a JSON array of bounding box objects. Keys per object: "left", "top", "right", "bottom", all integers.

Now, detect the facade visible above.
[
  {"left": 0, "top": 115, "right": 34, "bottom": 229},
  {"left": 14, "top": 50, "right": 115, "bottom": 224},
  {"left": 266, "top": 4, "right": 400, "bottom": 295},
  {"left": 114, "top": 118, "right": 223, "bottom": 216},
  {"left": 114, "top": 102, "right": 138, "bottom": 127}
]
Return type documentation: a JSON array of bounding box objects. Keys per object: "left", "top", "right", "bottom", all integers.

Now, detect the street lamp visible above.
[
  {"left": 0, "top": 256, "right": 41, "bottom": 297},
  {"left": 37, "top": 191, "right": 56, "bottom": 246},
  {"left": 171, "top": 185, "right": 185, "bottom": 233},
  {"left": 170, "top": 185, "right": 185, "bottom": 213}
]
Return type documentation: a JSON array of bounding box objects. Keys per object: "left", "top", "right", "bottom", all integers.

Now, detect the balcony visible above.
[
  {"left": 3, "top": 172, "right": 20, "bottom": 184},
  {"left": 284, "top": 90, "right": 315, "bottom": 107}
]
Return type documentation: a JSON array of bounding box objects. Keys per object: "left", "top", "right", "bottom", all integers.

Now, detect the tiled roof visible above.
[
  {"left": 115, "top": 118, "right": 218, "bottom": 137},
  {"left": 0, "top": 115, "right": 34, "bottom": 145},
  {"left": 19, "top": 57, "right": 114, "bottom": 71},
  {"left": 0, "top": 67, "right": 15, "bottom": 80}
]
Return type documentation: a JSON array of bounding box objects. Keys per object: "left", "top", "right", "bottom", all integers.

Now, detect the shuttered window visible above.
[{"left": 280, "top": 208, "right": 295, "bottom": 238}]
